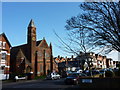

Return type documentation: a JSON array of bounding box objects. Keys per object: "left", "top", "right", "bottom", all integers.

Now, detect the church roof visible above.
[
  {"left": 28, "top": 19, "right": 36, "bottom": 27},
  {"left": 11, "top": 40, "right": 43, "bottom": 63},
  {"left": 10, "top": 44, "right": 29, "bottom": 63},
  {"left": 36, "top": 40, "right": 42, "bottom": 46}
]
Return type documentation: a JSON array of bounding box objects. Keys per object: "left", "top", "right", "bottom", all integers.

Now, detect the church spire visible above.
[
  {"left": 49, "top": 42, "right": 52, "bottom": 49},
  {"left": 28, "top": 19, "right": 36, "bottom": 27}
]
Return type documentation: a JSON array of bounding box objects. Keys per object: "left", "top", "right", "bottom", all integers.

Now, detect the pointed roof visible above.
[
  {"left": 28, "top": 19, "right": 36, "bottom": 27},
  {"left": 0, "top": 33, "right": 12, "bottom": 47},
  {"left": 16, "top": 49, "right": 25, "bottom": 58},
  {"left": 37, "top": 38, "right": 48, "bottom": 48},
  {"left": 49, "top": 42, "right": 52, "bottom": 49},
  {"left": 43, "top": 37, "right": 45, "bottom": 40},
  {"left": 50, "top": 42, "right": 52, "bottom": 47},
  {"left": 36, "top": 40, "right": 42, "bottom": 46}
]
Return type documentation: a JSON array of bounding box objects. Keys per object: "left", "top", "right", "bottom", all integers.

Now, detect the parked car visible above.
[
  {"left": 64, "top": 73, "right": 79, "bottom": 85},
  {"left": 106, "top": 68, "right": 113, "bottom": 72},
  {"left": 79, "top": 73, "right": 88, "bottom": 77},
  {"left": 61, "top": 71, "right": 67, "bottom": 78},
  {"left": 82, "top": 70, "right": 92, "bottom": 76},
  {"left": 99, "top": 69, "right": 107, "bottom": 75},
  {"left": 76, "top": 69, "right": 83, "bottom": 73},
  {"left": 46, "top": 72, "right": 60, "bottom": 80},
  {"left": 66, "top": 70, "right": 73, "bottom": 76},
  {"left": 112, "top": 68, "right": 119, "bottom": 72},
  {"left": 91, "top": 70, "right": 102, "bottom": 77},
  {"left": 83, "top": 70, "right": 102, "bottom": 77},
  {"left": 64, "top": 72, "right": 87, "bottom": 85}
]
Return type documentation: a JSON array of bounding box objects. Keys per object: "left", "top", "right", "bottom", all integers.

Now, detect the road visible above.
[{"left": 2, "top": 78, "right": 80, "bottom": 90}]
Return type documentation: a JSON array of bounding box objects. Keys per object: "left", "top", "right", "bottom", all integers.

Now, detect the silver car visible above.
[{"left": 46, "top": 72, "right": 60, "bottom": 80}]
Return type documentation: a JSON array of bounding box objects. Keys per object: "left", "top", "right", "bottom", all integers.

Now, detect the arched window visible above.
[{"left": 26, "top": 66, "right": 32, "bottom": 73}]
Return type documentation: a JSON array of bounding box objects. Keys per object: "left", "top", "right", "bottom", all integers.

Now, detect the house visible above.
[
  {"left": 10, "top": 19, "right": 54, "bottom": 79},
  {"left": 55, "top": 56, "right": 80, "bottom": 73},
  {"left": 56, "top": 52, "right": 118, "bottom": 73},
  {"left": 0, "top": 33, "right": 11, "bottom": 80}
]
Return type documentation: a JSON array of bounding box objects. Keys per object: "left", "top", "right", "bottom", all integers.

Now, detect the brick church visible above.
[{"left": 10, "top": 19, "right": 54, "bottom": 78}]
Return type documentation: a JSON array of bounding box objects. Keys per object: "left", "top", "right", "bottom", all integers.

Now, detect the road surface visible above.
[{"left": 2, "top": 78, "right": 80, "bottom": 90}]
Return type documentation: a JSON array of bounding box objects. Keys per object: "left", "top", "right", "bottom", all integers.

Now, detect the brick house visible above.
[
  {"left": 0, "top": 33, "right": 11, "bottom": 80},
  {"left": 10, "top": 19, "right": 54, "bottom": 78},
  {"left": 56, "top": 52, "right": 117, "bottom": 72},
  {"left": 92, "top": 53, "right": 107, "bottom": 69}
]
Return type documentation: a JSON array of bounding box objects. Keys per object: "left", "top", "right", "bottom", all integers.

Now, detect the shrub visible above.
[{"left": 34, "top": 75, "right": 46, "bottom": 80}]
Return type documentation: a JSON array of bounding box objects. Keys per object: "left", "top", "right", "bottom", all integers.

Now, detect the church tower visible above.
[{"left": 27, "top": 19, "right": 36, "bottom": 77}]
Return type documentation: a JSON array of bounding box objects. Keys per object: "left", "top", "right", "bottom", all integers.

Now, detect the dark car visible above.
[
  {"left": 64, "top": 72, "right": 87, "bottom": 85},
  {"left": 82, "top": 70, "right": 92, "bottom": 76},
  {"left": 113, "top": 68, "right": 119, "bottom": 72},
  {"left": 61, "top": 71, "right": 67, "bottom": 78}
]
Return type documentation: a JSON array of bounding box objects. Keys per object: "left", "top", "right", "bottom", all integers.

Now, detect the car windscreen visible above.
[{"left": 68, "top": 74, "right": 79, "bottom": 77}]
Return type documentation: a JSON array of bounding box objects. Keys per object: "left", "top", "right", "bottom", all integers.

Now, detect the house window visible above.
[
  {"left": 98, "top": 61, "right": 100, "bottom": 65},
  {"left": 0, "top": 41, "right": 2, "bottom": 48},
  {"left": 1, "top": 66, "right": 5, "bottom": 70},
  {"left": 2, "top": 53, "right": 6, "bottom": 60},
  {"left": 3, "top": 42, "right": 6, "bottom": 49}
]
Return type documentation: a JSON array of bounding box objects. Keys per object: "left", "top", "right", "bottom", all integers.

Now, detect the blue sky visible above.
[{"left": 2, "top": 2, "right": 82, "bottom": 57}]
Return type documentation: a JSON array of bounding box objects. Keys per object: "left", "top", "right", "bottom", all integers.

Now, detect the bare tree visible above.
[
  {"left": 54, "top": 28, "right": 94, "bottom": 55},
  {"left": 54, "top": 2, "right": 120, "bottom": 70},
  {"left": 54, "top": 26, "right": 94, "bottom": 70},
  {"left": 65, "top": 2, "right": 120, "bottom": 52}
]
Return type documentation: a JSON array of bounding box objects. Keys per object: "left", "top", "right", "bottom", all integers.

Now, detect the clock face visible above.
[{"left": 32, "top": 37, "right": 36, "bottom": 41}]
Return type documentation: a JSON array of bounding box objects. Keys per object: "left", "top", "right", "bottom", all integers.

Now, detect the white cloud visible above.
[
  {"left": 96, "top": 46, "right": 120, "bottom": 61},
  {"left": 106, "top": 50, "right": 120, "bottom": 61}
]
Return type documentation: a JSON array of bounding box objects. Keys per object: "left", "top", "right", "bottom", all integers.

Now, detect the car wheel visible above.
[
  {"left": 75, "top": 80, "right": 79, "bottom": 85},
  {"left": 53, "top": 77, "right": 55, "bottom": 80}
]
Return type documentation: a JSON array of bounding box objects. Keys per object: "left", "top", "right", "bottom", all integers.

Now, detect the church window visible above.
[
  {"left": 48, "top": 64, "right": 50, "bottom": 69},
  {"left": 40, "top": 64, "right": 43, "bottom": 72},
  {"left": 38, "top": 52, "right": 42, "bottom": 57},
  {"left": 45, "top": 53, "right": 50, "bottom": 58}
]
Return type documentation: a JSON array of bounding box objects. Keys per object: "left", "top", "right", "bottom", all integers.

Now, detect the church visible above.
[{"left": 10, "top": 19, "right": 53, "bottom": 78}]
